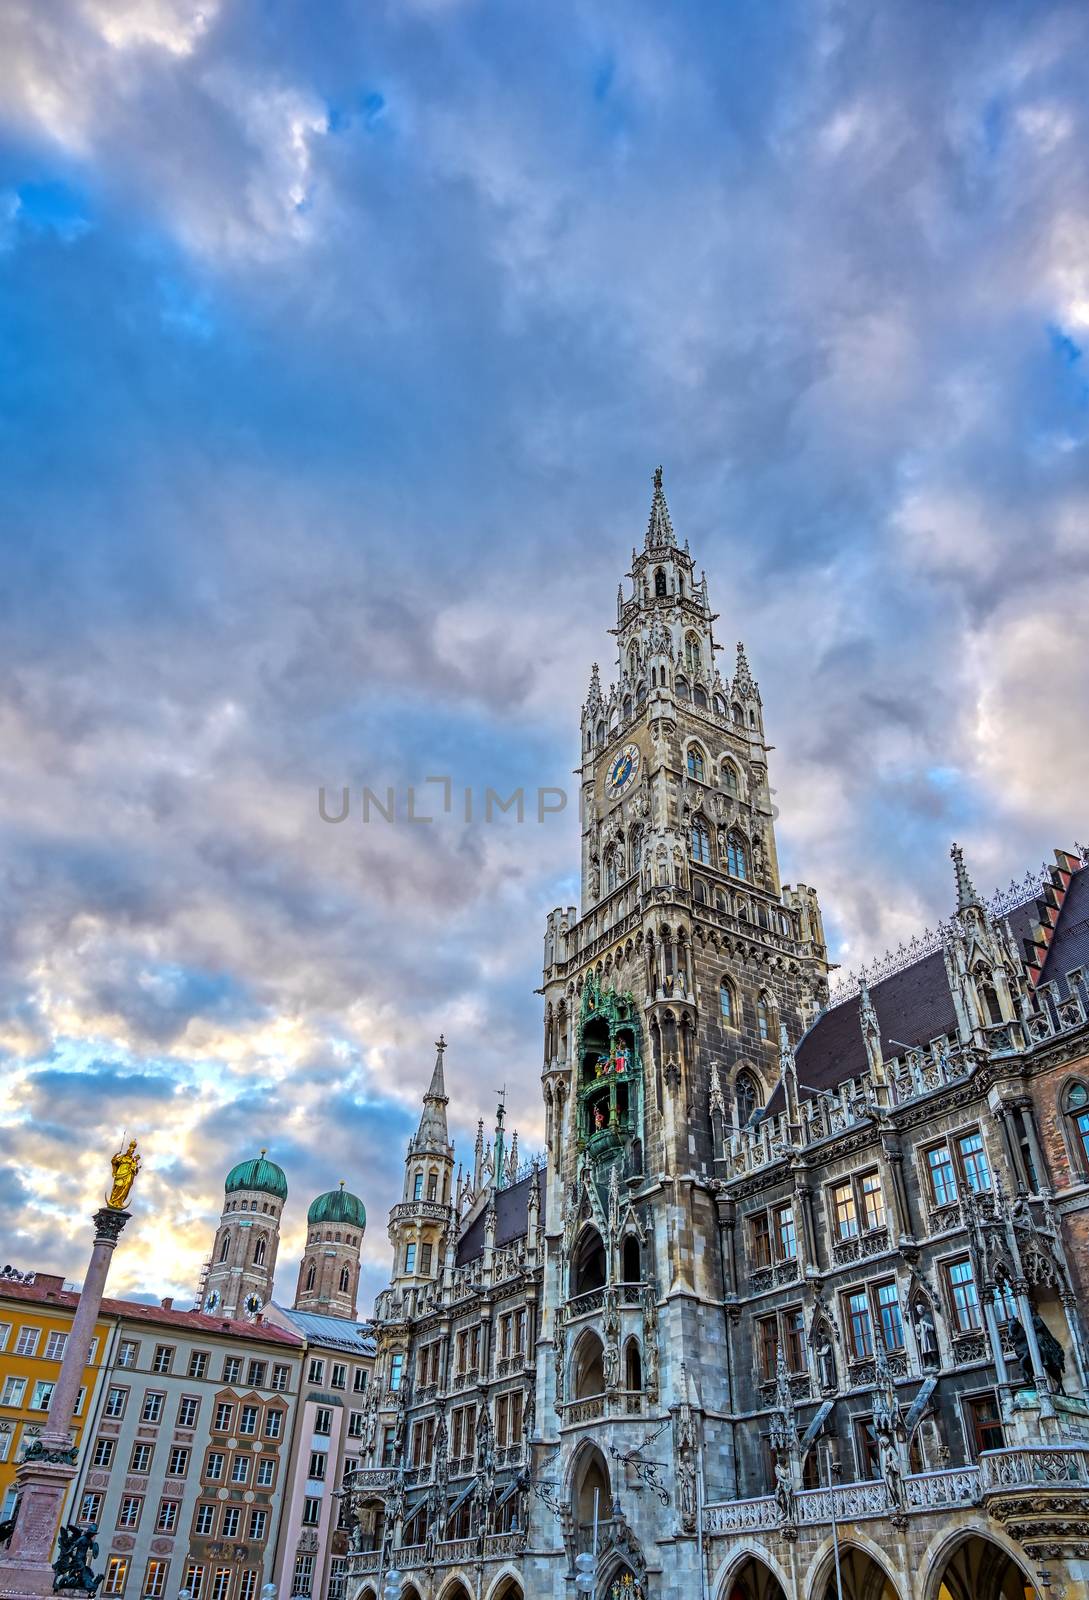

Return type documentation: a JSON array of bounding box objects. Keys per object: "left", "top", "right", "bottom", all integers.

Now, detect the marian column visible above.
[{"left": 0, "top": 1141, "right": 141, "bottom": 1600}]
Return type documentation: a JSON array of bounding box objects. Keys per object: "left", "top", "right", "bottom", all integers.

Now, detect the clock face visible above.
[
  {"left": 205, "top": 1290, "right": 220, "bottom": 1311},
  {"left": 605, "top": 742, "right": 640, "bottom": 801},
  {"left": 244, "top": 1294, "right": 261, "bottom": 1315}
]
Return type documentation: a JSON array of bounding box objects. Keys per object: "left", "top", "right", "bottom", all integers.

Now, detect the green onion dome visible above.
[
  {"left": 307, "top": 1181, "right": 366, "bottom": 1229},
  {"left": 225, "top": 1150, "right": 288, "bottom": 1201}
]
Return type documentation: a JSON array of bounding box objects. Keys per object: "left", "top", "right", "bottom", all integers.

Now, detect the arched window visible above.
[
  {"left": 757, "top": 994, "right": 772, "bottom": 1041},
  {"left": 691, "top": 817, "right": 712, "bottom": 865},
  {"left": 687, "top": 745, "right": 705, "bottom": 782},
  {"left": 713, "top": 694, "right": 727, "bottom": 717},
  {"left": 218, "top": 1233, "right": 230, "bottom": 1263},
  {"left": 675, "top": 676, "right": 690, "bottom": 700},
  {"left": 339, "top": 1264, "right": 350, "bottom": 1293},
  {"left": 426, "top": 1171, "right": 438, "bottom": 1201},
  {"left": 630, "top": 829, "right": 642, "bottom": 876},
  {"left": 622, "top": 695, "right": 632, "bottom": 722},
  {"left": 727, "top": 833, "right": 747, "bottom": 880},
  {"left": 719, "top": 979, "right": 734, "bottom": 1024},
  {"left": 636, "top": 679, "right": 647, "bottom": 703},
  {"left": 605, "top": 848, "right": 620, "bottom": 894},
  {"left": 413, "top": 1172, "right": 424, "bottom": 1200},
  {"left": 305, "top": 1261, "right": 316, "bottom": 1292},
  {"left": 693, "top": 878, "right": 706, "bottom": 903},
  {"left": 978, "top": 974, "right": 1002, "bottom": 1025},
  {"left": 749, "top": 708, "right": 756, "bottom": 728},
  {"left": 654, "top": 567, "right": 667, "bottom": 598},
  {"left": 628, "top": 645, "right": 639, "bottom": 680},
  {"left": 694, "top": 684, "right": 708, "bottom": 708},
  {"left": 253, "top": 1236, "right": 266, "bottom": 1267},
  {"left": 624, "top": 1339, "right": 643, "bottom": 1392},
  {"left": 685, "top": 633, "right": 701, "bottom": 673},
  {"left": 721, "top": 761, "right": 739, "bottom": 797},
  {"left": 732, "top": 703, "right": 744, "bottom": 726},
  {"left": 596, "top": 720, "right": 606, "bottom": 746},
  {"left": 621, "top": 1236, "right": 641, "bottom": 1282},
  {"left": 735, "top": 1071, "right": 758, "bottom": 1127},
  {"left": 1065, "top": 1082, "right": 1089, "bottom": 1170}
]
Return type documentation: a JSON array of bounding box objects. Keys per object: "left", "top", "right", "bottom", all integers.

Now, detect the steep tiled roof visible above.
[
  {"left": 0, "top": 1277, "right": 303, "bottom": 1345},
  {"left": 455, "top": 1173, "right": 533, "bottom": 1266},
  {"left": 271, "top": 1304, "right": 376, "bottom": 1355},
  {"left": 793, "top": 877, "right": 1080, "bottom": 1098}
]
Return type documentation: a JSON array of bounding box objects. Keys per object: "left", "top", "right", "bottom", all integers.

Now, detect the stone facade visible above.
[{"left": 343, "top": 474, "right": 1089, "bottom": 1600}]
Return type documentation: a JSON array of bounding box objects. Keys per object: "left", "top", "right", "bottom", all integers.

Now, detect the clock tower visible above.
[{"left": 536, "top": 469, "right": 832, "bottom": 1584}]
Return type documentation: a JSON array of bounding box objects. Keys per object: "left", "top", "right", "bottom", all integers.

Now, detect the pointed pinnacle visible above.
[
  {"left": 733, "top": 640, "right": 756, "bottom": 698},
  {"left": 950, "top": 842, "right": 981, "bottom": 911},
  {"left": 645, "top": 465, "right": 676, "bottom": 551}
]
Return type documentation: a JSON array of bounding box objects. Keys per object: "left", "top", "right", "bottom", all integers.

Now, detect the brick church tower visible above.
[{"left": 198, "top": 1152, "right": 286, "bottom": 1319}]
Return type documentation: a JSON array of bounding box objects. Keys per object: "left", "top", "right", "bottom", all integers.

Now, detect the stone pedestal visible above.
[
  {"left": 0, "top": 1456, "right": 77, "bottom": 1599},
  {"left": 0, "top": 1207, "right": 131, "bottom": 1600}
]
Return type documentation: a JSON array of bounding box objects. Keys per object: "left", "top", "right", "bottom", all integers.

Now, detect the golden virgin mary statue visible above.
[{"left": 106, "top": 1139, "right": 141, "bottom": 1210}]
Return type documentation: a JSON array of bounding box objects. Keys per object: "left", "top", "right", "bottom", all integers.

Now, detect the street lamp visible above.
[
  {"left": 381, "top": 1568, "right": 401, "bottom": 1600},
  {"left": 573, "top": 1553, "right": 595, "bottom": 1594}
]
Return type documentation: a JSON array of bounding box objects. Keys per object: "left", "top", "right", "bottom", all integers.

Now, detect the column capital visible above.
[{"left": 92, "top": 1208, "right": 132, "bottom": 1246}]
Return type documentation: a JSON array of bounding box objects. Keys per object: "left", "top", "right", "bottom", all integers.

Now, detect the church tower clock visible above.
[{"left": 537, "top": 469, "right": 831, "bottom": 1586}]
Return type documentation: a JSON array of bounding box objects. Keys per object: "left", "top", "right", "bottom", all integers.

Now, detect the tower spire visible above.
[
  {"left": 950, "top": 843, "right": 981, "bottom": 912},
  {"left": 645, "top": 464, "right": 676, "bottom": 551},
  {"left": 733, "top": 640, "right": 756, "bottom": 699},
  {"left": 412, "top": 1033, "right": 451, "bottom": 1154}
]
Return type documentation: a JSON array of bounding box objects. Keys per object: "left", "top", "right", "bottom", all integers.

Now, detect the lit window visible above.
[
  {"left": 859, "top": 1171, "right": 886, "bottom": 1231},
  {"left": 831, "top": 1182, "right": 859, "bottom": 1240},
  {"left": 103, "top": 1557, "right": 128, "bottom": 1596}
]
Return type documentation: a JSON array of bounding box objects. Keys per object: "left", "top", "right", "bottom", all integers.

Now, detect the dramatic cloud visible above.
[{"left": 1, "top": 0, "right": 1087, "bottom": 1309}]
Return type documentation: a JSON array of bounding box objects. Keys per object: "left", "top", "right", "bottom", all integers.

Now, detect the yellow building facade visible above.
[{"left": 0, "top": 1272, "right": 113, "bottom": 1521}]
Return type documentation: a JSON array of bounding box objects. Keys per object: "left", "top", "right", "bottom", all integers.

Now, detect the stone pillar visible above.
[{"left": 0, "top": 1207, "right": 132, "bottom": 1600}]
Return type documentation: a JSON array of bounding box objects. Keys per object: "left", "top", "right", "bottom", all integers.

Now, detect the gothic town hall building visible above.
[{"left": 343, "top": 472, "right": 1089, "bottom": 1600}]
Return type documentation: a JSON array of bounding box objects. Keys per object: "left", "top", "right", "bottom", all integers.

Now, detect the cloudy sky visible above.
[{"left": 2, "top": 0, "right": 1087, "bottom": 1312}]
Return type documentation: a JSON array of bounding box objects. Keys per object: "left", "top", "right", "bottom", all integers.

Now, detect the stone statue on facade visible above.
[
  {"left": 52, "top": 1524, "right": 103, "bottom": 1594},
  {"left": 913, "top": 1303, "right": 939, "bottom": 1367},
  {"left": 676, "top": 1458, "right": 697, "bottom": 1532}
]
